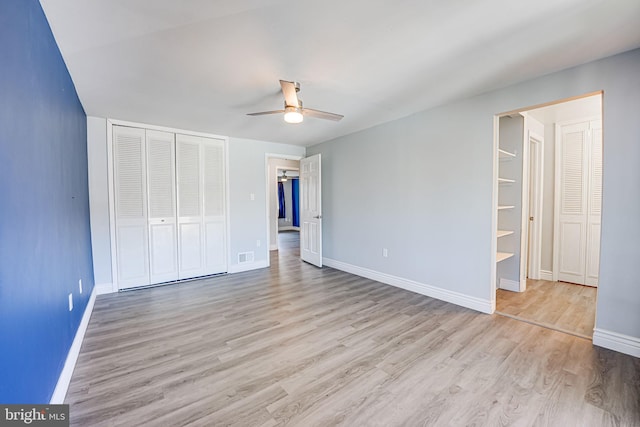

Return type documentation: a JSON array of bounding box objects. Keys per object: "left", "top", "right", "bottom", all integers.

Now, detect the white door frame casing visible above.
[
  {"left": 490, "top": 115, "right": 500, "bottom": 312},
  {"left": 106, "top": 118, "right": 230, "bottom": 292},
  {"left": 264, "top": 154, "right": 304, "bottom": 267}
]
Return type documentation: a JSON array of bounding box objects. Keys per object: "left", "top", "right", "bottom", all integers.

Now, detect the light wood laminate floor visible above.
[
  {"left": 66, "top": 234, "right": 639, "bottom": 426},
  {"left": 496, "top": 279, "right": 597, "bottom": 339}
]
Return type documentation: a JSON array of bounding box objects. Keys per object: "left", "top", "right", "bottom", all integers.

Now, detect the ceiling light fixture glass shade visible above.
[{"left": 284, "top": 106, "right": 303, "bottom": 124}]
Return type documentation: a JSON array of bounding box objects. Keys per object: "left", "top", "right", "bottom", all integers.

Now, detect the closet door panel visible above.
[
  {"left": 205, "top": 222, "right": 226, "bottom": 271},
  {"left": 117, "top": 226, "right": 148, "bottom": 281},
  {"left": 178, "top": 223, "right": 203, "bottom": 272},
  {"left": 586, "top": 222, "right": 601, "bottom": 286},
  {"left": 585, "top": 120, "right": 602, "bottom": 286},
  {"left": 149, "top": 224, "right": 177, "bottom": 274},
  {"left": 557, "top": 122, "right": 588, "bottom": 285},
  {"left": 203, "top": 140, "right": 227, "bottom": 274},
  {"left": 147, "top": 130, "right": 178, "bottom": 284},
  {"left": 176, "top": 135, "right": 205, "bottom": 279},
  {"left": 113, "top": 125, "right": 150, "bottom": 289}
]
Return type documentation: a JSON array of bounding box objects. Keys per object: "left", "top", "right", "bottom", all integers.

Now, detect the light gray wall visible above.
[
  {"left": 87, "top": 116, "right": 112, "bottom": 289},
  {"left": 307, "top": 48, "right": 640, "bottom": 340},
  {"left": 308, "top": 103, "right": 494, "bottom": 301},
  {"left": 496, "top": 116, "right": 524, "bottom": 287},
  {"left": 231, "top": 141, "right": 305, "bottom": 263}
]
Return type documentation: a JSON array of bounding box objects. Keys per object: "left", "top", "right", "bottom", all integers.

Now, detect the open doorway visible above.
[
  {"left": 266, "top": 156, "right": 301, "bottom": 259},
  {"left": 494, "top": 93, "right": 602, "bottom": 339},
  {"left": 276, "top": 167, "right": 300, "bottom": 253}
]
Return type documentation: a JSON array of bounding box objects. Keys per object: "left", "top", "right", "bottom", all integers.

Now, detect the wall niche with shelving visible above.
[{"left": 496, "top": 115, "right": 523, "bottom": 291}]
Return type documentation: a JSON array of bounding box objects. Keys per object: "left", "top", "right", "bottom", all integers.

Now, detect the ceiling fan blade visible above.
[
  {"left": 246, "top": 110, "right": 284, "bottom": 116},
  {"left": 280, "top": 80, "right": 299, "bottom": 107},
  {"left": 302, "top": 108, "right": 344, "bottom": 121}
]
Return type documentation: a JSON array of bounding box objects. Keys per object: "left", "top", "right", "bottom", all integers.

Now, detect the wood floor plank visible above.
[
  {"left": 496, "top": 279, "right": 597, "bottom": 338},
  {"left": 65, "top": 232, "right": 640, "bottom": 426}
]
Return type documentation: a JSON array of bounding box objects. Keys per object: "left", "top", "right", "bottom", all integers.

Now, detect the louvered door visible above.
[
  {"left": 112, "top": 124, "right": 227, "bottom": 289},
  {"left": 585, "top": 120, "right": 602, "bottom": 286},
  {"left": 113, "top": 125, "right": 150, "bottom": 289},
  {"left": 175, "top": 134, "right": 227, "bottom": 278},
  {"left": 146, "top": 130, "right": 178, "bottom": 284},
  {"left": 557, "top": 120, "right": 601, "bottom": 286},
  {"left": 176, "top": 135, "right": 205, "bottom": 279},
  {"left": 557, "top": 122, "right": 589, "bottom": 284},
  {"left": 202, "top": 139, "right": 227, "bottom": 275}
]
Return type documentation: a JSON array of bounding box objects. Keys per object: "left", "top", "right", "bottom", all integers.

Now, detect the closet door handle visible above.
[{"left": 313, "top": 215, "right": 322, "bottom": 219}]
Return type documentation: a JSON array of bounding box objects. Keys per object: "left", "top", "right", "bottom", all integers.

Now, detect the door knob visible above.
[{"left": 313, "top": 215, "right": 322, "bottom": 219}]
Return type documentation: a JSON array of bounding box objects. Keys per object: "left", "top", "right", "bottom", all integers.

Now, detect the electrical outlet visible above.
[
  {"left": 256, "top": 240, "right": 261, "bottom": 247},
  {"left": 68, "top": 293, "right": 73, "bottom": 311},
  {"left": 382, "top": 248, "right": 388, "bottom": 258},
  {"left": 78, "top": 279, "right": 83, "bottom": 294}
]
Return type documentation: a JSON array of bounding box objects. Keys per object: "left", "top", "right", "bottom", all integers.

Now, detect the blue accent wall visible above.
[{"left": 0, "top": 0, "right": 94, "bottom": 403}]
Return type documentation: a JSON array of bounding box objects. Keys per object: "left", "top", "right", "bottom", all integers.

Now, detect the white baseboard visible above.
[
  {"left": 539, "top": 270, "right": 553, "bottom": 281},
  {"left": 593, "top": 328, "right": 640, "bottom": 358},
  {"left": 499, "top": 278, "right": 521, "bottom": 292},
  {"left": 323, "top": 258, "right": 492, "bottom": 314},
  {"left": 95, "top": 282, "right": 114, "bottom": 295},
  {"left": 50, "top": 286, "right": 96, "bottom": 404},
  {"left": 228, "top": 260, "right": 269, "bottom": 274}
]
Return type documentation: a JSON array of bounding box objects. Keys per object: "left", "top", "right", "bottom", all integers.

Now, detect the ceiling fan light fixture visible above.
[{"left": 284, "top": 106, "right": 303, "bottom": 124}]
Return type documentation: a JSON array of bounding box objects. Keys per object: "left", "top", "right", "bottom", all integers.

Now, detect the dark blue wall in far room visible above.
[{"left": 0, "top": 0, "right": 94, "bottom": 403}]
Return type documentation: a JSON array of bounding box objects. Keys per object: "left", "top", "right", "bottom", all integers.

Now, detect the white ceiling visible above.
[
  {"left": 39, "top": 0, "right": 640, "bottom": 147},
  {"left": 527, "top": 94, "right": 601, "bottom": 125}
]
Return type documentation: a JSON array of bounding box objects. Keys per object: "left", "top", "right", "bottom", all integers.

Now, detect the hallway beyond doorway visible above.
[{"left": 496, "top": 279, "right": 596, "bottom": 339}]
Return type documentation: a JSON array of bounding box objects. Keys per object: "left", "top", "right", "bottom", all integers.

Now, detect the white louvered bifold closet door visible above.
[
  {"left": 585, "top": 120, "right": 602, "bottom": 286},
  {"left": 113, "top": 125, "right": 150, "bottom": 289},
  {"left": 176, "top": 134, "right": 227, "bottom": 279},
  {"left": 202, "top": 139, "right": 227, "bottom": 275},
  {"left": 146, "top": 130, "right": 179, "bottom": 284},
  {"left": 557, "top": 120, "right": 602, "bottom": 286},
  {"left": 112, "top": 125, "right": 227, "bottom": 289},
  {"left": 176, "top": 135, "right": 205, "bottom": 279},
  {"left": 557, "top": 122, "right": 589, "bottom": 285}
]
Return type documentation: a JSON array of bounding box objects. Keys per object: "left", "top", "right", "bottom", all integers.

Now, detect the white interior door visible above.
[
  {"left": 556, "top": 122, "right": 589, "bottom": 285},
  {"left": 146, "top": 130, "right": 178, "bottom": 284},
  {"left": 176, "top": 134, "right": 205, "bottom": 279},
  {"left": 300, "top": 154, "right": 322, "bottom": 267},
  {"left": 202, "top": 138, "right": 227, "bottom": 275},
  {"left": 585, "top": 120, "right": 602, "bottom": 286},
  {"left": 555, "top": 119, "right": 602, "bottom": 287},
  {"left": 113, "top": 125, "right": 150, "bottom": 289}
]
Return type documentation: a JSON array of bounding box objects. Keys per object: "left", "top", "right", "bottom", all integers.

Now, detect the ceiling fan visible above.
[{"left": 247, "top": 80, "right": 343, "bottom": 124}]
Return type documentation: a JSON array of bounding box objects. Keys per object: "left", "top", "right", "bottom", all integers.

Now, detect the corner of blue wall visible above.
[{"left": 0, "top": 0, "right": 95, "bottom": 403}]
